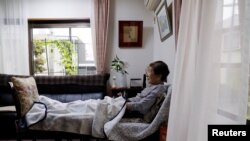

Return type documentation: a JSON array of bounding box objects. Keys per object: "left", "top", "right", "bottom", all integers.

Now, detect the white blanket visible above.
[{"left": 25, "top": 95, "right": 126, "bottom": 138}]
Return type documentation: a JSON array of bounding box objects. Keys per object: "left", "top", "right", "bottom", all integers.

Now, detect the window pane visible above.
[
  {"left": 33, "top": 28, "right": 69, "bottom": 40},
  {"left": 224, "top": 0, "right": 234, "bottom": 5},
  {"left": 223, "top": 0, "right": 239, "bottom": 28},
  {"left": 72, "top": 28, "right": 92, "bottom": 43},
  {"left": 31, "top": 21, "right": 96, "bottom": 76},
  {"left": 72, "top": 28, "right": 94, "bottom": 61},
  {"left": 72, "top": 27, "right": 96, "bottom": 75}
]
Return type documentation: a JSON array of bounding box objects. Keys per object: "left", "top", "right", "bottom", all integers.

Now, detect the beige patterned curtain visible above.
[{"left": 93, "top": 0, "right": 110, "bottom": 74}]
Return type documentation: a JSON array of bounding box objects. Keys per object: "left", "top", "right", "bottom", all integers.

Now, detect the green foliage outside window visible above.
[
  {"left": 34, "top": 40, "right": 46, "bottom": 73},
  {"left": 33, "top": 39, "right": 77, "bottom": 75}
]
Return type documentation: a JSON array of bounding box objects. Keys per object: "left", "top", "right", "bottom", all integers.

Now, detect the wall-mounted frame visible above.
[
  {"left": 119, "top": 21, "right": 143, "bottom": 48},
  {"left": 156, "top": 1, "right": 172, "bottom": 42}
]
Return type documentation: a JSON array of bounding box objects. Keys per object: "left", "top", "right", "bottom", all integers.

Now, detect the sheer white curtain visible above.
[
  {"left": 167, "top": 0, "right": 250, "bottom": 141},
  {"left": 0, "top": 0, "right": 29, "bottom": 75}
]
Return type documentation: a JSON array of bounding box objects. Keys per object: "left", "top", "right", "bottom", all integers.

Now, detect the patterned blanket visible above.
[{"left": 25, "top": 95, "right": 126, "bottom": 138}]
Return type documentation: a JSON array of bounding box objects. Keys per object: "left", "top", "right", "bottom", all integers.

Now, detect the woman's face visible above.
[{"left": 146, "top": 66, "right": 162, "bottom": 85}]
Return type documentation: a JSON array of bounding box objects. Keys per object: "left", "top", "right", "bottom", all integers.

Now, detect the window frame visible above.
[{"left": 28, "top": 19, "right": 91, "bottom": 75}]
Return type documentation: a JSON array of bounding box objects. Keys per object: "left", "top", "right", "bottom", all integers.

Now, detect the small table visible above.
[{"left": 111, "top": 87, "right": 143, "bottom": 98}]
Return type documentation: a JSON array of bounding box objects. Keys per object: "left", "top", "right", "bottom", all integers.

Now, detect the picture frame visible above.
[
  {"left": 119, "top": 21, "right": 143, "bottom": 48},
  {"left": 156, "top": 1, "right": 172, "bottom": 42}
]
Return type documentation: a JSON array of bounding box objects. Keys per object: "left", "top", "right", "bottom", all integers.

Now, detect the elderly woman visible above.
[{"left": 126, "top": 60, "right": 169, "bottom": 116}]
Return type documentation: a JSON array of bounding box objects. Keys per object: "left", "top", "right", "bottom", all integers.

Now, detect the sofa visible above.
[{"left": 0, "top": 73, "right": 110, "bottom": 140}]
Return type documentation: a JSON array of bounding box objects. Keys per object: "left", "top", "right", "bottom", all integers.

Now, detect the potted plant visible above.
[{"left": 111, "top": 55, "right": 128, "bottom": 88}]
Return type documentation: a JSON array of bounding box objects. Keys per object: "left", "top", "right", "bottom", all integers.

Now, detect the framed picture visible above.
[
  {"left": 119, "top": 21, "right": 143, "bottom": 47},
  {"left": 156, "top": 1, "right": 172, "bottom": 42}
]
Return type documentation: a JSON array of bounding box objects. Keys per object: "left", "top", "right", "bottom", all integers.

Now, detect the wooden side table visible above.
[{"left": 111, "top": 87, "right": 127, "bottom": 97}]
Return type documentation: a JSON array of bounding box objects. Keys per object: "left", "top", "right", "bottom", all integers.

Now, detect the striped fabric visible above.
[
  {"left": 0, "top": 73, "right": 110, "bottom": 87},
  {"left": 0, "top": 74, "right": 10, "bottom": 87},
  {"left": 35, "top": 74, "right": 109, "bottom": 86},
  {"left": 0, "top": 74, "right": 28, "bottom": 87},
  {"left": 0, "top": 73, "right": 110, "bottom": 106}
]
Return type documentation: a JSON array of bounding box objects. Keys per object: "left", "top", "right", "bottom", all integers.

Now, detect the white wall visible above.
[
  {"left": 24, "top": 0, "right": 90, "bottom": 19},
  {"left": 107, "top": 0, "right": 154, "bottom": 86},
  {"left": 153, "top": 0, "right": 175, "bottom": 83},
  {"left": 23, "top": 0, "right": 176, "bottom": 85},
  {"left": 25, "top": 0, "right": 154, "bottom": 86}
]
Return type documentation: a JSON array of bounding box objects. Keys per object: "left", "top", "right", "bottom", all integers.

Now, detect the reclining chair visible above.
[{"left": 106, "top": 84, "right": 172, "bottom": 141}]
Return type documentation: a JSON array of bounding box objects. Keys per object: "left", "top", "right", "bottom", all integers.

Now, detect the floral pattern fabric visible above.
[{"left": 11, "top": 77, "right": 39, "bottom": 117}]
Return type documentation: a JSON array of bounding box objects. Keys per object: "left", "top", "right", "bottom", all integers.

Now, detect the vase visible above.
[{"left": 113, "top": 71, "right": 127, "bottom": 88}]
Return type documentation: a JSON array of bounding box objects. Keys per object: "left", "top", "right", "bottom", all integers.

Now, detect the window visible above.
[
  {"left": 217, "top": 0, "right": 248, "bottom": 121},
  {"left": 28, "top": 19, "right": 96, "bottom": 76},
  {"left": 220, "top": 0, "right": 240, "bottom": 87}
]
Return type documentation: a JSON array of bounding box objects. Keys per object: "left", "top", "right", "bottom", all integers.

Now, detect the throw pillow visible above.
[
  {"left": 143, "top": 92, "right": 165, "bottom": 123},
  {"left": 11, "top": 76, "right": 39, "bottom": 117}
]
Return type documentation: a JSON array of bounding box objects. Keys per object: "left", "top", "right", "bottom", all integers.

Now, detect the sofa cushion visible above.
[{"left": 11, "top": 77, "right": 39, "bottom": 117}]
